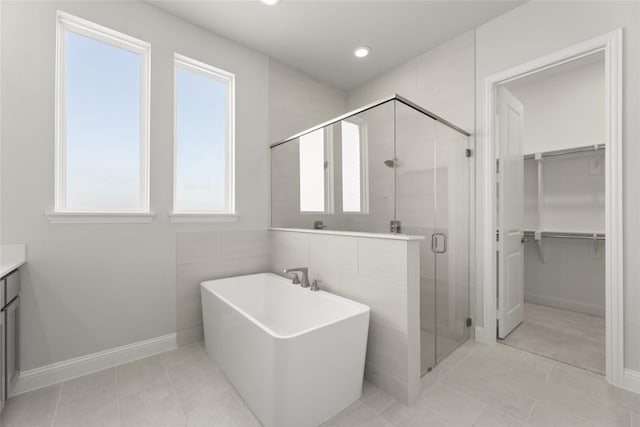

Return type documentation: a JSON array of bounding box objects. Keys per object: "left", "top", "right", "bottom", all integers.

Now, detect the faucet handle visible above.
[
  {"left": 310, "top": 279, "right": 322, "bottom": 291},
  {"left": 287, "top": 272, "right": 301, "bottom": 285}
]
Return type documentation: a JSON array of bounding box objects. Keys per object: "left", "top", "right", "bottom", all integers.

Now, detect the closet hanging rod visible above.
[
  {"left": 523, "top": 230, "right": 605, "bottom": 240},
  {"left": 523, "top": 143, "right": 605, "bottom": 160}
]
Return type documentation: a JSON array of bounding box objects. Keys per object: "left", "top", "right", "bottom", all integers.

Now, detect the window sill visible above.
[
  {"left": 169, "top": 213, "right": 239, "bottom": 223},
  {"left": 46, "top": 211, "right": 155, "bottom": 224}
]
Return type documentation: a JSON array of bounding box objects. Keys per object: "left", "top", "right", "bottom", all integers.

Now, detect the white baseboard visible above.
[
  {"left": 622, "top": 368, "right": 640, "bottom": 394},
  {"left": 474, "top": 326, "right": 488, "bottom": 344},
  {"left": 11, "top": 333, "right": 177, "bottom": 397},
  {"left": 524, "top": 292, "right": 605, "bottom": 318}
]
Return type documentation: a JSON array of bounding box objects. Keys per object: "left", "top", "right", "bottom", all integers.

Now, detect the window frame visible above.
[
  {"left": 298, "top": 127, "right": 334, "bottom": 215},
  {"left": 171, "top": 53, "right": 236, "bottom": 220},
  {"left": 53, "top": 11, "right": 151, "bottom": 218},
  {"left": 340, "top": 118, "right": 369, "bottom": 215}
]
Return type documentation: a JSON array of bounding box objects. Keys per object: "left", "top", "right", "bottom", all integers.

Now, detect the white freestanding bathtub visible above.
[{"left": 201, "top": 273, "right": 370, "bottom": 427}]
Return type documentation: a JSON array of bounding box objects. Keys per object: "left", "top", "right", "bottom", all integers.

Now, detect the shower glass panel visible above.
[
  {"left": 271, "top": 101, "right": 395, "bottom": 232},
  {"left": 433, "top": 121, "right": 471, "bottom": 364},
  {"left": 394, "top": 102, "right": 471, "bottom": 373},
  {"left": 394, "top": 102, "right": 438, "bottom": 374},
  {"left": 339, "top": 101, "right": 394, "bottom": 233}
]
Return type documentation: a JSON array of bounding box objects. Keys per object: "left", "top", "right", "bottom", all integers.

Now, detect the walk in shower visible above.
[{"left": 270, "top": 95, "right": 471, "bottom": 375}]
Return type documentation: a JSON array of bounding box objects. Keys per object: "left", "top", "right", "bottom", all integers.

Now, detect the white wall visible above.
[
  {"left": 523, "top": 152, "right": 605, "bottom": 318},
  {"left": 524, "top": 239, "right": 605, "bottom": 317},
  {"left": 474, "top": 1, "right": 640, "bottom": 371},
  {"left": 268, "top": 59, "right": 348, "bottom": 144},
  {"left": 0, "top": 1, "right": 347, "bottom": 372},
  {"left": 507, "top": 59, "right": 605, "bottom": 154}
]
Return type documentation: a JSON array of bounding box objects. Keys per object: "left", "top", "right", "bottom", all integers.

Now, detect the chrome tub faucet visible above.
[{"left": 283, "top": 267, "right": 310, "bottom": 288}]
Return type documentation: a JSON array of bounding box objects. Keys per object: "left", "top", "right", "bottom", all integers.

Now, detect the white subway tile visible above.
[
  {"left": 176, "top": 325, "right": 204, "bottom": 346},
  {"left": 340, "top": 273, "right": 407, "bottom": 333},
  {"left": 309, "top": 233, "right": 358, "bottom": 291},
  {"left": 358, "top": 238, "right": 407, "bottom": 285},
  {"left": 177, "top": 292, "right": 203, "bottom": 330},
  {"left": 221, "top": 230, "right": 269, "bottom": 259},
  {"left": 270, "top": 231, "right": 309, "bottom": 273},
  {"left": 176, "top": 232, "right": 223, "bottom": 264},
  {"left": 176, "top": 258, "right": 241, "bottom": 296}
]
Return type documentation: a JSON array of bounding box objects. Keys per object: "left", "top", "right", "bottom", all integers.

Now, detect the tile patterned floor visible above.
[
  {"left": 2, "top": 340, "right": 639, "bottom": 427},
  {"left": 501, "top": 303, "right": 606, "bottom": 374}
]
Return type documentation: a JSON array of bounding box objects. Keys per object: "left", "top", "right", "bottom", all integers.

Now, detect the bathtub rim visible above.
[{"left": 201, "top": 272, "right": 370, "bottom": 340}]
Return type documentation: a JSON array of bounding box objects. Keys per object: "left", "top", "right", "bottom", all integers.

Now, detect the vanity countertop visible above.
[{"left": 1, "top": 244, "right": 26, "bottom": 277}]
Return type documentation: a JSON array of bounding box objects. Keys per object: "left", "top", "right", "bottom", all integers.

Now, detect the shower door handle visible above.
[{"left": 431, "top": 233, "right": 447, "bottom": 254}]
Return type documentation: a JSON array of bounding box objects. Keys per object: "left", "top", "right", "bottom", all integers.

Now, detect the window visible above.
[
  {"left": 299, "top": 128, "right": 332, "bottom": 213},
  {"left": 173, "top": 54, "right": 235, "bottom": 216},
  {"left": 340, "top": 120, "right": 368, "bottom": 213},
  {"left": 54, "top": 12, "right": 150, "bottom": 216}
]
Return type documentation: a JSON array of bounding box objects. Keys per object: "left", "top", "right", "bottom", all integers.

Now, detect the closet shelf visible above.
[
  {"left": 523, "top": 143, "right": 605, "bottom": 160},
  {"left": 523, "top": 230, "right": 605, "bottom": 240}
]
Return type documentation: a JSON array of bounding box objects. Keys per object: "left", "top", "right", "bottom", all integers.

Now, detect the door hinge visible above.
[
  {"left": 466, "top": 148, "right": 472, "bottom": 158},
  {"left": 390, "top": 220, "right": 401, "bottom": 234},
  {"left": 496, "top": 159, "right": 500, "bottom": 174},
  {"left": 466, "top": 317, "right": 472, "bottom": 327}
]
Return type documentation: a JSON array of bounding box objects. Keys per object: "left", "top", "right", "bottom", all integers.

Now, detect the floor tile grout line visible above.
[
  {"left": 115, "top": 365, "right": 122, "bottom": 427},
  {"left": 374, "top": 397, "right": 397, "bottom": 416},
  {"left": 469, "top": 403, "right": 489, "bottom": 427},
  {"left": 434, "top": 361, "right": 542, "bottom": 424},
  {"left": 544, "top": 366, "right": 554, "bottom": 382},
  {"left": 524, "top": 399, "right": 538, "bottom": 424},
  {"left": 50, "top": 381, "right": 64, "bottom": 427},
  {"left": 161, "top": 355, "right": 191, "bottom": 427}
]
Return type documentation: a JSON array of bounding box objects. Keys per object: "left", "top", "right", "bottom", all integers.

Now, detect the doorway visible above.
[
  {"left": 495, "top": 53, "right": 606, "bottom": 374},
  {"left": 479, "top": 30, "right": 624, "bottom": 386}
]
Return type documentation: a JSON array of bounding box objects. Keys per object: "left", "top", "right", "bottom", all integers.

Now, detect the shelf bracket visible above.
[
  {"left": 535, "top": 153, "right": 544, "bottom": 238},
  {"left": 534, "top": 230, "right": 546, "bottom": 263},
  {"left": 590, "top": 144, "right": 603, "bottom": 175},
  {"left": 591, "top": 233, "right": 602, "bottom": 258}
]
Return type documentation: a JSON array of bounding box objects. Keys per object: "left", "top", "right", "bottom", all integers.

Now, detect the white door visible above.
[{"left": 497, "top": 87, "right": 524, "bottom": 339}]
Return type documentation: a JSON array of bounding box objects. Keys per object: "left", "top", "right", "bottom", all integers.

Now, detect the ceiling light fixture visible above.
[
  {"left": 353, "top": 46, "right": 370, "bottom": 58},
  {"left": 260, "top": 0, "right": 280, "bottom": 5}
]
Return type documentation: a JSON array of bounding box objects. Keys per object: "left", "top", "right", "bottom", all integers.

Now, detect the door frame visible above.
[{"left": 478, "top": 29, "right": 624, "bottom": 387}]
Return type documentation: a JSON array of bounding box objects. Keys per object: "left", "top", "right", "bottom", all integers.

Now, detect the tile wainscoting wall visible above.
[
  {"left": 175, "top": 230, "right": 270, "bottom": 345},
  {"left": 270, "top": 229, "right": 422, "bottom": 405}
]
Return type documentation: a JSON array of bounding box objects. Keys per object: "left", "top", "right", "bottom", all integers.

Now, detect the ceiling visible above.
[{"left": 149, "top": 0, "right": 525, "bottom": 90}]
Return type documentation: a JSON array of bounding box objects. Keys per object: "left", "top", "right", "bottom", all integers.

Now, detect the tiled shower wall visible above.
[{"left": 175, "top": 230, "right": 270, "bottom": 345}]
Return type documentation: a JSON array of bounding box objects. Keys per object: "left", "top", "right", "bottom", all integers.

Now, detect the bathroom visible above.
[{"left": 1, "top": 1, "right": 640, "bottom": 426}]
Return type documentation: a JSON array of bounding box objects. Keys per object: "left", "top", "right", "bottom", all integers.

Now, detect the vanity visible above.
[{"left": 0, "top": 244, "right": 24, "bottom": 413}]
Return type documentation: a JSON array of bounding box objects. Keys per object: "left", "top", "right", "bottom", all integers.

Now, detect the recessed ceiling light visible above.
[
  {"left": 353, "top": 46, "right": 370, "bottom": 58},
  {"left": 261, "top": 0, "right": 279, "bottom": 5}
]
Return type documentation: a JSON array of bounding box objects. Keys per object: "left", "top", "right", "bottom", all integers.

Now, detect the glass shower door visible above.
[
  {"left": 395, "top": 100, "right": 471, "bottom": 374},
  {"left": 393, "top": 101, "right": 438, "bottom": 375},
  {"left": 433, "top": 121, "right": 471, "bottom": 363}
]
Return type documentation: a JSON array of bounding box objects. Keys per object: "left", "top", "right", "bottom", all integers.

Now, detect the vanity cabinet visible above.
[
  {"left": 0, "top": 308, "right": 4, "bottom": 413},
  {"left": 1, "top": 269, "right": 19, "bottom": 408}
]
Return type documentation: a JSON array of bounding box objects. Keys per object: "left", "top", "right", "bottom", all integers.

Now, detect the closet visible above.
[{"left": 498, "top": 52, "right": 606, "bottom": 374}]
